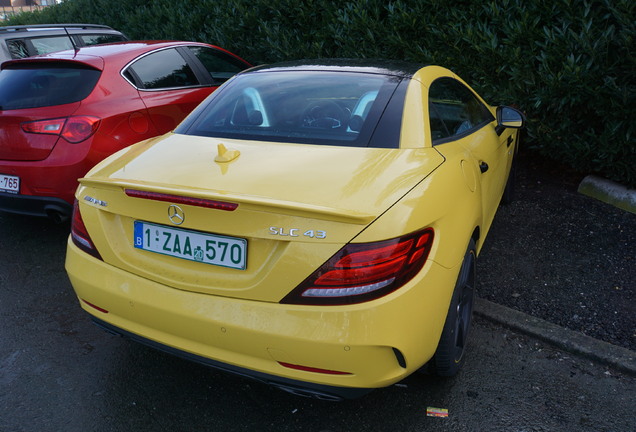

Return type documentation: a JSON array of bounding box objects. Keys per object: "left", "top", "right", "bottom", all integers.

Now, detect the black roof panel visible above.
[{"left": 245, "top": 58, "right": 425, "bottom": 78}]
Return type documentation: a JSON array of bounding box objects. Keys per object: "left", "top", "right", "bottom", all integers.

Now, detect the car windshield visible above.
[
  {"left": 180, "top": 71, "right": 404, "bottom": 147},
  {"left": 0, "top": 63, "right": 100, "bottom": 110}
]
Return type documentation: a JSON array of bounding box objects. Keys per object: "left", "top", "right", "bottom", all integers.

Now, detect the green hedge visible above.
[{"left": 6, "top": 0, "right": 635, "bottom": 186}]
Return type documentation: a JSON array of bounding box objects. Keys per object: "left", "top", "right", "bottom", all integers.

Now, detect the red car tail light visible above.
[
  {"left": 281, "top": 228, "right": 434, "bottom": 305},
  {"left": 71, "top": 200, "right": 102, "bottom": 260},
  {"left": 21, "top": 118, "right": 65, "bottom": 134},
  {"left": 21, "top": 116, "right": 101, "bottom": 143}
]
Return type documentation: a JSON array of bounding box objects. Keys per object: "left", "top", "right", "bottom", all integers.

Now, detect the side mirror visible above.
[{"left": 496, "top": 106, "right": 526, "bottom": 129}]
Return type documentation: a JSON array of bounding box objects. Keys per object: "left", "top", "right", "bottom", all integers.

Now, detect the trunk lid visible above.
[{"left": 77, "top": 134, "right": 444, "bottom": 302}]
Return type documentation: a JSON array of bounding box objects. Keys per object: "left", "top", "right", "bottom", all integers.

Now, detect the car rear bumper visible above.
[
  {"left": 0, "top": 192, "right": 71, "bottom": 221},
  {"left": 0, "top": 137, "right": 97, "bottom": 214},
  {"left": 65, "top": 238, "right": 458, "bottom": 396},
  {"left": 91, "top": 316, "right": 370, "bottom": 400}
]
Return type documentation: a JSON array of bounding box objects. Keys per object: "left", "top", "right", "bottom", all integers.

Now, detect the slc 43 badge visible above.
[{"left": 269, "top": 226, "right": 327, "bottom": 239}]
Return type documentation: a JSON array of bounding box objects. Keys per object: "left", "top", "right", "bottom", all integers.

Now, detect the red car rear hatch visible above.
[{"left": 0, "top": 56, "right": 103, "bottom": 161}]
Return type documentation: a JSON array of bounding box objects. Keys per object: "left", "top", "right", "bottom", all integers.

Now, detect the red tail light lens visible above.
[
  {"left": 281, "top": 228, "right": 434, "bottom": 305},
  {"left": 71, "top": 200, "right": 102, "bottom": 260},
  {"left": 21, "top": 118, "right": 65, "bottom": 134},
  {"left": 21, "top": 116, "right": 100, "bottom": 143},
  {"left": 62, "top": 116, "right": 101, "bottom": 143}
]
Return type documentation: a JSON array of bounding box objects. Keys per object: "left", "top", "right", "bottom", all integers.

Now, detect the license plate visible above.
[
  {"left": 0, "top": 174, "right": 19, "bottom": 194},
  {"left": 133, "top": 221, "right": 247, "bottom": 270}
]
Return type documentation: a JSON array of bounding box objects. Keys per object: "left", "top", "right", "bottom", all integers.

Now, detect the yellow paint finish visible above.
[
  {"left": 214, "top": 143, "right": 240, "bottom": 163},
  {"left": 66, "top": 63, "right": 520, "bottom": 392},
  {"left": 85, "top": 134, "right": 444, "bottom": 220},
  {"left": 66, "top": 237, "right": 459, "bottom": 389},
  {"left": 73, "top": 137, "right": 444, "bottom": 301}
]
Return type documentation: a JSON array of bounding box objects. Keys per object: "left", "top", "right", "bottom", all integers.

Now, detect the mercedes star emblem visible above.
[{"left": 167, "top": 204, "right": 185, "bottom": 225}]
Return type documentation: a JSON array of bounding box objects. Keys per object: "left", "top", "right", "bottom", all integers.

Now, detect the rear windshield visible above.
[
  {"left": 178, "top": 71, "right": 404, "bottom": 148},
  {"left": 0, "top": 63, "right": 100, "bottom": 110}
]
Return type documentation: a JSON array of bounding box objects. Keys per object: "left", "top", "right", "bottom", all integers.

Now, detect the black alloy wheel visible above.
[{"left": 429, "top": 239, "right": 476, "bottom": 376}]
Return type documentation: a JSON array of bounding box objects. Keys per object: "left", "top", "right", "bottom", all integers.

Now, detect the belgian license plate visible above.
[
  {"left": 0, "top": 174, "right": 19, "bottom": 194},
  {"left": 133, "top": 221, "right": 246, "bottom": 270}
]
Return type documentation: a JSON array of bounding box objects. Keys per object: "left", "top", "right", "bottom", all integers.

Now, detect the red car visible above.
[{"left": 0, "top": 41, "right": 251, "bottom": 222}]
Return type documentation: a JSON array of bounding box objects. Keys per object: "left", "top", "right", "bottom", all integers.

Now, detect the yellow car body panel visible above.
[
  {"left": 65, "top": 62, "right": 523, "bottom": 397},
  {"left": 66, "top": 237, "right": 459, "bottom": 389},
  {"left": 75, "top": 137, "right": 445, "bottom": 301}
]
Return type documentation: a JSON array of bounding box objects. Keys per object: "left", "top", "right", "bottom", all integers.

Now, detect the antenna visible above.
[{"left": 63, "top": 26, "right": 79, "bottom": 54}]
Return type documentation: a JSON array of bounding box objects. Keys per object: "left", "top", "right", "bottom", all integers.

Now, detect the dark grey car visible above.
[{"left": 0, "top": 23, "right": 127, "bottom": 63}]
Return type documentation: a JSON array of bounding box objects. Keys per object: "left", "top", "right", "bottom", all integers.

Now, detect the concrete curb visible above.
[
  {"left": 578, "top": 175, "right": 636, "bottom": 214},
  {"left": 474, "top": 297, "right": 636, "bottom": 376}
]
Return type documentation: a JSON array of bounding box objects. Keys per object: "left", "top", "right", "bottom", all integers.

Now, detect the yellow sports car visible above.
[{"left": 66, "top": 60, "right": 525, "bottom": 400}]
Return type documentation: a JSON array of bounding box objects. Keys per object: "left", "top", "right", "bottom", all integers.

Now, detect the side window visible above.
[
  {"left": 185, "top": 46, "right": 248, "bottom": 85},
  {"left": 126, "top": 48, "right": 199, "bottom": 90},
  {"left": 6, "top": 39, "right": 30, "bottom": 59},
  {"left": 78, "top": 34, "right": 127, "bottom": 46},
  {"left": 30, "top": 36, "right": 75, "bottom": 55},
  {"left": 428, "top": 77, "right": 494, "bottom": 144}
]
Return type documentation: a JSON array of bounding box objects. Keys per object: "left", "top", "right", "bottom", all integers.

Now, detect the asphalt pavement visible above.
[
  {"left": 475, "top": 153, "right": 636, "bottom": 375},
  {"left": 0, "top": 149, "right": 634, "bottom": 431},
  {"left": 477, "top": 150, "right": 635, "bottom": 354}
]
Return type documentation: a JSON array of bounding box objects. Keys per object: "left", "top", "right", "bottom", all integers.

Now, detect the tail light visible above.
[
  {"left": 21, "top": 116, "right": 101, "bottom": 143},
  {"left": 71, "top": 200, "right": 102, "bottom": 260},
  {"left": 281, "top": 228, "right": 434, "bottom": 305}
]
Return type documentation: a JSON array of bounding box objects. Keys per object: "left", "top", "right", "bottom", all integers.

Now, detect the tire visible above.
[{"left": 429, "top": 239, "right": 476, "bottom": 377}]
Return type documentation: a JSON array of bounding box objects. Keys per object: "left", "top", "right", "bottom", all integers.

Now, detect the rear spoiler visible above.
[{"left": 79, "top": 178, "right": 376, "bottom": 225}]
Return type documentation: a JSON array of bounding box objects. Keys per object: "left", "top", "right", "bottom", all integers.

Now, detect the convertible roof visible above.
[{"left": 246, "top": 59, "right": 425, "bottom": 78}]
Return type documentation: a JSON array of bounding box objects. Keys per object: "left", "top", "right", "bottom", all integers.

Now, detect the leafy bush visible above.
[{"left": 5, "top": 0, "right": 634, "bottom": 185}]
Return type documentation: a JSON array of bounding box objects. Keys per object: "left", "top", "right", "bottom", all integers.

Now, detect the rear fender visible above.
[{"left": 353, "top": 152, "right": 482, "bottom": 271}]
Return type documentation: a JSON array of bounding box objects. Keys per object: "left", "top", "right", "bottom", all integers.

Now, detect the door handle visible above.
[
  {"left": 507, "top": 135, "right": 514, "bottom": 147},
  {"left": 479, "top": 161, "right": 489, "bottom": 173}
]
